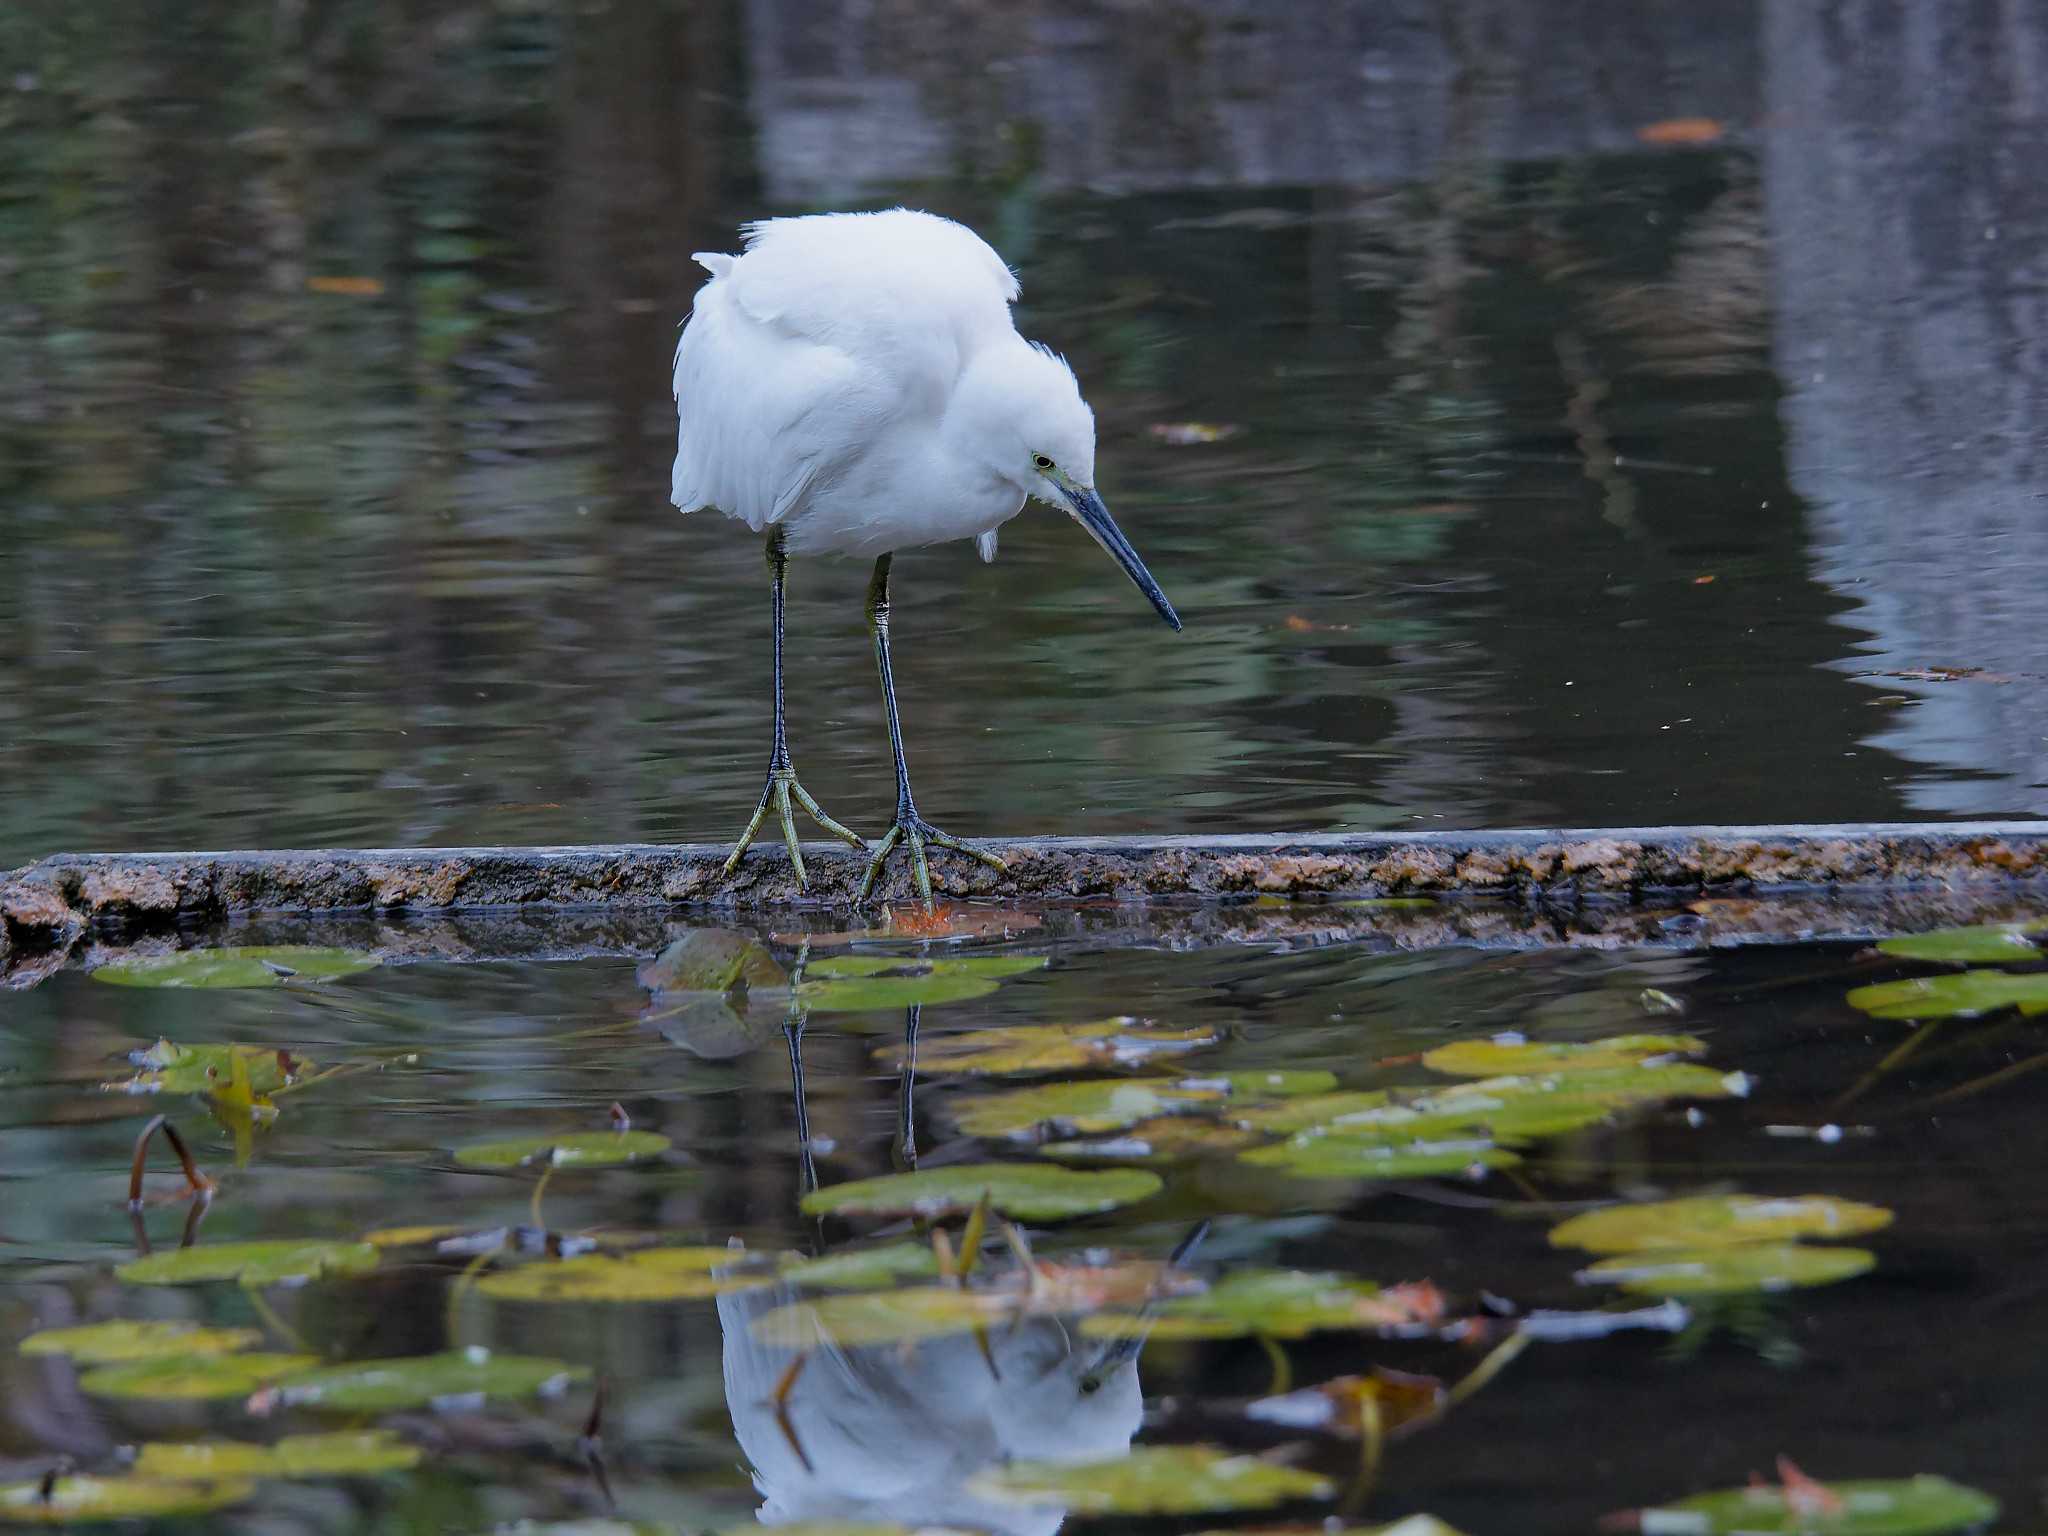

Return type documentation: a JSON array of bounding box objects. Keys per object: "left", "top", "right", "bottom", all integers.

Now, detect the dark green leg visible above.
[
  {"left": 854, "top": 554, "right": 1007, "bottom": 908},
  {"left": 722, "top": 528, "right": 865, "bottom": 887}
]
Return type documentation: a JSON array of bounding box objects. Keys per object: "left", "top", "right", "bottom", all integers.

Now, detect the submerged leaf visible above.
[
  {"left": 117, "top": 1239, "right": 379, "bottom": 1288},
  {"left": 778, "top": 1241, "right": 941, "bottom": 1290},
  {"left": 0, "top": 1475, "right": 253, "bottom": 1523},
  {"left": 132, "top": 1430, "right": 420, "bottom": 1480},
  {"left": 1876, "top": 922, "right": 2046, "bottom": 964},
  {"left": 273, "top": 1349, "right": 589, "bottom": 1412},
  {"left": 1846, "top": 970, "right": 2048, "bottom": 1021},
  {"left": 970, "top": 1443, "right": 1333, "bottom": 1514},
  {"left": 1629, "top": 1473, "right": 1997, "bottom": 1535},
  {"left": 79, "top": 1352, "right": 318, "bottom": 1401},
  {"left": 877, "top": 1017, "right": 1219, "bottom": 1076},
  {"left": 454, "top": 1131, "right": 671, "bottom": 1169},
  {"left": 1580, "top": 1242, "right": 1876, "bottom": 1296},
  {"left": 1549, "top": 1194, "right": 1895, "bottom": 1254},
  {"left": 478, "top": 1248, "right": 765, "bottom": 1303},
  {"left": 1420, "top": 1034, "right": 1705, "bottom": 1077},
  {"left": 92, "top": 947, "right": 378, "bottom": 989},
  {"left": 800, "top": 1164, "right": 1161, "bottom": 1221},
  {"left": 19, "top": 1320, "right": 263, "bottom": 1364},
  {"left": 750, "top": 1286, "right": 1013, "bottom": 1348}
]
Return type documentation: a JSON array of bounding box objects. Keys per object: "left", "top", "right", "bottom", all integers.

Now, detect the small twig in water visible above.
[
  {"left": 770, "top": 1351, "right": 813, "bottom": 1474},
  {"left": 128, "top": 1114, "right": 215, "bottom": 1209}
]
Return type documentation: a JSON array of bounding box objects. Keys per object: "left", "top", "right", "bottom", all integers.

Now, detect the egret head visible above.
[
  {"left": 986, "top": 1317, "right": 1144, "bottom": 1463},
  {"left": 962, "top": 340, "right": 1182, "bottom": 631}
]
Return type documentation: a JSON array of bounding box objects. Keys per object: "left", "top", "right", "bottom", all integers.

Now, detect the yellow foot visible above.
[
  {"left": 853, "top": 811, "right": 1007, "bottom": 909},
  {"left": 721, "top": 766, "right": 865, "bottom": 889}
]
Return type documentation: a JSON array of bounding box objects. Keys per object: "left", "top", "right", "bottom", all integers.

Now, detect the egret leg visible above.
[
  {"left": 722, "top": 528, "right": 865, "bottom": 887},
  {"left": 853, "top": 554, "right": 1008, "bottom": 908}
]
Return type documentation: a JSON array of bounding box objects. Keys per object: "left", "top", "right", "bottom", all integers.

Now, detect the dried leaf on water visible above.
[
  {"left": 132, "top": 1430, "right": 420, "bottom": 1480},
  {"left": 1579, "top": 1242, "right": 1876, "bottom": 1297},
  {"left": 454, "top": 1131, "right": 671, "bottom": 1169},
  {"left": 91, "top": 947, "right": 378, "bottom": 989},
  {"left": 1549, "top": 1194, "right": 1894, "bottom": 1254},
  {"left": 969, "top": 1443, "right": 1333, "bottom": 1514},
  {"left": 1619, "top": 1472, "right": 1997, "bottom": 1535},
  {"left": 270, "top": 1348, "right": 588, "bottom": 1413},
  {"left": 800, "top": 1164, "right": 1162, "bottom": 1221},
  {"left": 876, "top": 1017, "right": 1219, "bottom": 1076},
  {"left": 19, "top": 1320, "right": 263, "bottom": 1365},
  {"left": 0, "top": 1475, "right": 254, "bottom": 1523},
  {"left": 117, "top": 1239, "right": 379, "bottom": 1288},
  {"left": 79, "top": 1352, "right": 319, "bottom": 1401}
]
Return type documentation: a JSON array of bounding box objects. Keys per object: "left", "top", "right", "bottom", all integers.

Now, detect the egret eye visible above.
[{"left": 1032, "top": 453, "right": 1055, "bottom": 473}]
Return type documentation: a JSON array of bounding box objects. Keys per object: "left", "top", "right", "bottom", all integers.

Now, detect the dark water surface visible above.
[
  {"left": 3, "top": 4, "right": 2045, "bottom": 869},
  {"left": 7, "top": 913, "right": 2048, "bottom": 1532}
]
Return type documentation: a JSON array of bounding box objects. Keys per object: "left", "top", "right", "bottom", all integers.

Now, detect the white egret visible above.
[{"left": 672, "top": 208, "right": 1182, "bottom": 905}]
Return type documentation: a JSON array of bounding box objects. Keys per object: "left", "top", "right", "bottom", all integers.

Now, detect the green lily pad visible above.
[
  {"left": 272, "top": 1348, "right": 589, "bottom": 1412},
  {"left": 0, "top": 1475, "right": 254, "bottom": 1523},
  {"left": 1877, "top": 922, "right": 2046, "bottom": 964},
  {"left": 876, "top": 1017, "right": 1218, "bottom": 1076},
  {"left": 1234, "top": 1091, "right": 1393, "bottom": 1134},
  {"left": 19, "top": 1320, "right": 263, "bottom": 1364},
  {"left": 362, "top": 1224, "right": 476, "bottom": 1249},
  {"left": 953, "top": 1077, "right": 1223, "bottom": 1138},
  {"left": 1632, "top": 1473, "right": 1997, "bottom": 1535},
  {"left": 797, "top": 953, "right": 1047, "bottom": 1012},
  {"left": 1241, "top": 1136, "right": 1520, "bottom": 1181},
  {"left": 117, "top": 1239, "right": 380, "bottom": 1288},
  {"left": 1080, "top": 1268, "right": 1440, "bottom": 1342},
  {"left": 1580, "top": 1242, "right": 1877, "bottom": 1296},
  {"left": 970, "top": 1443, "right": 1334, "bottom": 1514},
  {"left": 1420, "top": 1034, "right": 1706, "bottom": 1077},
  {"left": 132, "top": 1430, "right": 420, "bottom": 1480},
  {"left": 477, "top": 1248, "right": 765, "bottom": 1303},
  {"left": 1846, "top": 970, "right": 2048, "bottom": 1021},
  {"left": 454, "top": 1130, "right": 671, "bottom": 1169},
  {"left": 750, "top": 1286, "right": 1013, "bottom": 1348},
  {"left": 800, "top": 1164, "right": 1162, "bottom": 1221},
  {"left": 92, "top": 947, "right": 378, "bottom": 989},
  {"left": 105, "top": 1040, "right": 310, "bottom": 1097},
  {"left": 778, "top": 1241, "right": 942, "bottom": 1290},
  {"left": 1550, "top": 1194, "right": 1895, "bottom": 1254},
  {"left": 1040, "top": 1115, "right": 1264, "bottom": 1163},
  {"left": 78, "top": 1352, "right": 318, "bottom": 1401}
]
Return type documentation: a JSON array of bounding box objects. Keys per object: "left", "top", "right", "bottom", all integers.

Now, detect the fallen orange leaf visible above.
[
  {"left": 306, "top": 275, "right": 385, "bottom": 297},
  {"left": 1692, "top": 574, "right": 1717, "bottom": 585},
  {"left": 1637, "top": 117, "right": 1724, "bottom": 146}
]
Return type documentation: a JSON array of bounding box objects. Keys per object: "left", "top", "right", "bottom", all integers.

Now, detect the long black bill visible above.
[{"left": 1065, "top": 485, "right": 1182, "bottom": 631}]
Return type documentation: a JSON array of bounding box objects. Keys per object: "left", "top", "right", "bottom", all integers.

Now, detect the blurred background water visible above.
[{"left": 1, "top": 0, "right": 2043, "bottom": 866}]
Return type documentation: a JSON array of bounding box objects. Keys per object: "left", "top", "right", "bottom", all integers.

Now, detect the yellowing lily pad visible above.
[
  {"left": 969, "top": 1443, "right": 1334, "bottom": 1514},
  {"left": 1081, "top": 1269, "right": 1444, "bottom": 1342},
  {"left": 750, "top": 1286, "right": 1013, "bottom": 1348},
  {"left": 778, "top": 1241, "right": 942, "bottom": 1290},
  {"left": 1877, "top": 922, "right": 2046, "bottom": 964},
  {"left": 272, "top": 1349, "right": 589, "bottom": 1412},
  {"left": 1846, "top": 970, "right": 2048, "bottom": 1021},
  {"left": 797, "top": 953, "right": 1047, "bottom": 1012},
  {"left": 453, "top": 1131, "right": 671, "bottom": 1169},
  {"left": 876, "top": 1017, "right": 1219, "bottom": 1076},
  {"left": 91, "top": 947, "right": 378, "bottom": 989},
  {"left": 1420, "top": 1034, "right": 1705, "bottom": 1077},
  {"left": 1631, "top": 1473, "right": 1997, "bottom": 1535},
  {"left": 104, "top": 1040, "right": 310, "bottom": 1097},
  {"left": 117, "top": 1240, "right": 379, "bottom": 1288},
  {"left": 0, "top": 1475, "right": 253, "bottom": 1523},
  {"left": 1580, "top": 1242, "right": 1876, "bottom": 1296},
  {"left": 477, "top": 1248, "right": 764, "bottom": 1303},
  {"left": 132, "top": 1430, "right": 420, "bottom": 1480},
  {"left": 1549, "top": 1194, "right": 1895, "bottom": 1254},
  {"left": 78, "top": 1352, "right": 318, "bottom": 1401},
  {"left": 800, "top": 1164, "right": 1162, "bottom": 1221},
  {"left": 19, "top": 1320, "right": 263, "bottom": 1364}
]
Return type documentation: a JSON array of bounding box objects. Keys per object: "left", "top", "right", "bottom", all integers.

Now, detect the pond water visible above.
[{"left": 5, "top": 911, "right": 2048, "bottom": 1532}]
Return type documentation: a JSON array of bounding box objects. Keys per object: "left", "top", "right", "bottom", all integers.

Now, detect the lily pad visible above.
[
  {"left": 750, "top": 1286, "right": 1014, "bottom": 1348},
  {"left": 272, "top": 1348, "right": 589, "bottom": 1412},
  {"left": 1580, "top": 1242, "right": 1876, "bottom": 1296},
  {"left": 1846, "top": 970, "right": 2048, "bottom": 1021},
  {"left": 362, "top": 1224, "right": 476, "bottom": 1249},
  {"left": 478, "top": 1248, "right": 765, "bottom": 1303},
  {"left": 1631, "top": 1473, "right": 1997, "bottom": 1535},
  {"left": 454, "top": 1130, "right": 671, "bottom": 1169},
  {"left": 0, "top": 1475, "right": 253, "bottom": 1523},
  {"left": 92, "top": 947, "right": 378, "bottom": 989},
  {"left": 104, "top": 1040, "right": 310, "bottom": 1097},
  {"left": 1420, "top": 1034, "right": 1705, "bottom": 1077},
  {"left": 1876, "top": 922, "right": 2046, "bottom": 964},
  {"left": 953, "top": 1077, "right": 1223, "bottom": 1138},
  {"left": 797, "top": 953, "right": 1047, "bottom": 1012},
  {"left": 970, "top": 1443, "right": 1333, "bottom": 1514},
  {"left": 19, "top": 1320, "right": 263, "bottom": 1364},
  {"left": 876, "top": 1017, "right": 1219, "bottom": 1076},
  {"left": 132, "top": 1430, "right": 421, "bottom": 1480},
  {"left": 778, "top": 1241, "right": 942, "bottom": 1290},
  {"left": 1240, "top": 1136, "right": 1520, "bottom": 1181},
  {"left": 1040, "top": 1116, "right": 1264, "bottom": 1163},
  {"left": 117, "top": 1239, "right": 379, "bottom": 1288},
  {"left": 79, "top": 1352, "right": 318, "bottom": 1401},
  {"left": 800, "top": 1164, "right": 1162, "bottom": 1221},
  {"left": 1081, "top": 1269, "right": 1444, "bottom": 1342},
  {"left": 1549, "top": 1194, "right": 1895, "bottom": 1254}
]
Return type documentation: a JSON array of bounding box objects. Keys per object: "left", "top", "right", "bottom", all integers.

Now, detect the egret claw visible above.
[
  {"left": 854, "top": 813, "right": 1007, "bottom": 909},
  {"left": 722, "top": 766, "right": 865, "bottom": 889}
]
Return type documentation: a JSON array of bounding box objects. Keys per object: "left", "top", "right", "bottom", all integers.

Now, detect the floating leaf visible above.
[
  {"left": 1234, "top": 1092, "right": 1393, "bottom": 1135},
  {"left": 272, "top": 1349, "right": 588, "bottom": 1412},
  {"left": 797, "top": 953, "right": 1047, "bottom": 1012},
  {"left": 1244, "top": 1369, "right": 1447, "bottom": 1439},
  {"left": 801, "top": 1164, "right": 1162, "bottom": 1221},
  {"left": 19, "top": 1320, "right": 263, "bottom": 1364},
  {"left": 132, "top": 1430, "right": 420, "bottom": 1480},
  {"left": 1082, "top": 1270, "right": 1444, "bottom": 1342},
  {"left": 454, "top": 1131, "right": 670, "bottom": 1169},
  {"left": 970, "top": 1443, "right": 1333, "bottom": 1514},
  {"left": 118, "top": 1239, "right": 379, "bottom": 1288},
  {"left": 1041, "top": 1115, "right": 1263, "bottom": 1163},
  {"left": 876, "top": 1017, "right": 1219, "bottom": 1076},
  {"left": 478, "top": 1248, "right": 765, "bottom": 1304},
  {"left": 778, "top": 1241, "right": 941, "bottom": 1290},
  {"left": 92, "top": 947, "right": 378, "bottom": 989},
  {"left": 1847, "top": 970, "right": 2048, "bottom": 1021},
  {"left": 1241, "top": 1136, "right": 1519, "bottom": 1181},
  {"left": 1420, "top": 1034, "right": 1705, "bottom": 1077},
  {"left": 636, "top": 931, "right": 787, "bottom": 994},
  {"left": 952, "top": 1078, "right": 1222, "bottom": 1138},
  {"left": 0, "top": 1475, "right": 253, "bottom": 1523},
  {"left": 79, "top": 1352, "right": 318, "bottom": 1401},
  {"left": 104, "top": 1040, "right": 310, "bottom": 1097},
  {"left": 362, "top": 1224, "right": 475, "bottom": 1249},
  {"left": 1629, "top": 1473, "right": 1997, "bottom": 1535},
  {"left": 1580, "top": 1243, "right": 1876, "bottom": 1297},
  {"left": 1876, "top": 922, "right": 2046, "bottom": 964},
  {"left": 637, "top": 934, "right": 793, "bottom": 1058},
  {"left": 1550, "top": 1195, "right": 1895, "bottom": 1254},
  {"left": 750, "top": 1286, "right": 1014, "bottom": 1348}
]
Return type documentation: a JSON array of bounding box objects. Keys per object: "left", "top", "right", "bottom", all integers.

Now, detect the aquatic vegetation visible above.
[
  {"left": 90, "top": 947, "right": 379, "bottom": 989},
  {"left": 265, "top": 1349, "right": 589, "bottom": 1413},
  {"left": 956, "top": 1069, "right": 1335, "bottom": 1138},
  {"left": 1610, "top": 1465, "right": 1997, "bottom": 1534},
  {"left": 1081, "top": 1269, "right": 1445, "bottom": 1342},
  {"left": 103, "top": 1039, "right": 312, "bottom": 1098},
  {"left": 453, "top": 1130, "right": 672, "bottom": 1169},
  {"left": 1549, "top": 1195, "right": 1894, "bottom": 1253},
  {"left": 1579, "top": 1242, "right": 1876, "bottom": 1297},
  {"left": 795, "top": 953, "right": 1047, "bottom": 1011},
  {"left": 116, "top": 1239, "right": 379, "bottom": 1288},
  {"left": 0, "top": 1474, "right": 254, "bottom": 1523},
  {"left": 1846, "top": 970, "right": 2048, "bottom": 1021},
  {"left": 968, "top": 1443, "right": 1334, "bottom": 1514},
  {"left": 78, "top": 1352, "right": 319, "bottom": 1401},
  {"left": 1875, "top": 921, "right": 2047, "bottom": 964},
  {"left": 875, "top": 1015, "right": 1219, "bottom": 1075},
  {"left": 1418, "top": 1033, "right": 1705, "bottom": 1076},
  {"left": 776, "top": 1240, "right": 941, "bottom": 1290},
  {"left": 799, "top": 1163, "right": 1162, "bottom": 1220},
  {"left": 18, "top": 1319, "right": 263, "bottom": 1364},
  {"left": 131, "top": 1430, "right": 420, "bottom": 1480},
  {"left": 478, "top": 1248, "right": 768, "bottom": 1303}
]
